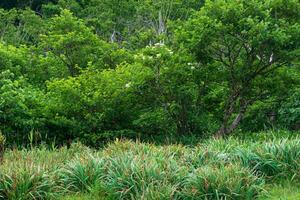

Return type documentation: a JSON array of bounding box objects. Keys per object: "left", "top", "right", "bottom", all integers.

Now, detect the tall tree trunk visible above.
[
  {"left": 215, "top": 94, "right": 237, "bottom": 137},
  {"left": 226, "top": 104, "right": 247, "bottom": 133},
  {"left": 215, "top": 97, "right": 249, "bottom": 137},
  {"left": 176, "top": 101, "right": 190, "bottom": 135}
]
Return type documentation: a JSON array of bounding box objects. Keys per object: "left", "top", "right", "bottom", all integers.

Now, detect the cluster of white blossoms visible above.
[
  {"left": 133, "top": 54, "right": 147, "bottom": 60},
  {"left": 167, "top": 48, "right": 174, "bottom": 55},
  {"left": 125, "top": 82, "right": 132, "bottom": 88},
  {"left": 154, "top": 42, "right": 165, "bottom": 47},
  {"left": 188, "top": 62, "right": 197, "bottom": 70},
  {"left": 133, "top": 43, "right": 174, "bottom": 61},
  {"left": 147, "top": 43, "right": 174, "bottom": 55}
]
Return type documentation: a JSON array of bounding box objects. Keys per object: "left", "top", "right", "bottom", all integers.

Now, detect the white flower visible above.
[
  {"left": 191, "top": 66, "right": 195, "bottom": 70},
  {"left": 154, "top": 43, "right": 164, "bottom": 47},
  {"left": 167, "top": 49, "right": 174, "bottom": 54},
  {"left": 188, "top": 63, "right": 192, "bottom": 66},
  {"left": 125, "top": 82, "right": 131, "bottom": 88}
]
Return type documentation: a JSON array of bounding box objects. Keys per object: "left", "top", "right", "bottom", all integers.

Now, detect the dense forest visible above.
[
  {"left": 1, "top": 1, "right": 300, "bottom": 200},
  {"left": 0, "top": 0, "right": 299, "bottom": 147}
]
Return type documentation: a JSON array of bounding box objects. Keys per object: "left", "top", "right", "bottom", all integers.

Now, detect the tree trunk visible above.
[
  {"left": 226, "top": 109, "right": 245, "bottom": 133},
  {"left": 176, "top": 101, "right": 190, "bottom": 135},
  {"left": 215, "top": 97, "right": 249, "bottom": 137},
  {"left": 215, "top": 95, "right": 237, "bottom": 137}
]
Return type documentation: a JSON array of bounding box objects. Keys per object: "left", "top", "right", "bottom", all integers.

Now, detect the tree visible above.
[
  {"left": 0, "top": 8, "right": 44, "bottom": 45},
  {"left": 132, "top": 44, "right": 204, "bottom": 135},
  {"left": 176, "top": 0, "right": 300, "bottom": 136},
  {"left": 39, "top": 9, "right": 130, "bottom": 76}
]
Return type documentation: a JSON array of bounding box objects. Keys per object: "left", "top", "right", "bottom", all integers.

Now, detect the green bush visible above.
[{"left": 279, "top": 89, "right": 300, "bottom": 130}]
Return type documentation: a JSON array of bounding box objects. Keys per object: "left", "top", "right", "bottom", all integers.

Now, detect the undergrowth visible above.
[{"left": 1, "top": 135, "right": 300, "bottom": 199}]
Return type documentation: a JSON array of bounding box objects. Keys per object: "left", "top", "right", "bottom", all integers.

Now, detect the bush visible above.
[{"left": 279, "top": 89, "right": 300, "bottom": 130}]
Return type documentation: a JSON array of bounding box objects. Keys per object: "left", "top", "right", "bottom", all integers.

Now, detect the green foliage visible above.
[
  {"left": 0, "top": 70, "right": 45, "bottom": 145},
  {"left": 39, "top": 9, "right": 130, "bottom": 76},
  {"left": 0, "top": 0, "right": 299, "bottom": 145},
  {"left": 0, "top": 9, "right": 45, "bottom": 45},
  {"left": 42, "top": 63, "right": 151, "bottom": 144},
  {"left": 175, "top": 0, "right": 300, "bottom": 135},
  {"left": 279, "top": 89, "right": 300, "bottom": 129}
]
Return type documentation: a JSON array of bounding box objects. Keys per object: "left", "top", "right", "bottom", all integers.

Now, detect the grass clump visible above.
[
  {"left": 233, "top": 139, "right": 300, "bottom": 181},
  {"left": 98, "top": 140, "right": 264, "bottom": 200},
  {"left": 103, "top": 158, "right": 182, "bottom": 199},
  {"left": 0, "top": 166, "right": 56, "bottom": 200},
  {"left": 59, "top": 156, "right": 105, "bottom": 193},
  {"left": 182, "top": 164, "right": 264, "bottom": 200},
  {"left": 102, "top": 145, "right": 188, "bottom": 199}
]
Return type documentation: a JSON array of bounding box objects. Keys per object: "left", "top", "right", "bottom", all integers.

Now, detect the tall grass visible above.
[
  {"left": 0, "top": 165, "right": 56, "bottom": 200},
  {"left": 0, "top": 135, "right": 299, "bottom": 199},
  {"left": 182, "top": 164, "right": 264, "bottom": 200},
  {"left": 59, "top": 156, "right": 105, "bottom": 193},
  {"left": 102, "top": 151, "right": 188, "bottom": 199}
]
